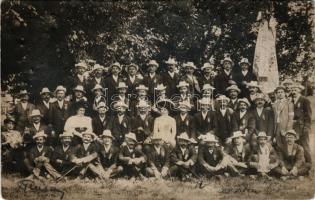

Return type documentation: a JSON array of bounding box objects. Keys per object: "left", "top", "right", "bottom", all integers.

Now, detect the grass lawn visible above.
[{"left": 2, "top": 96, "right": 315, "bottom": 200}]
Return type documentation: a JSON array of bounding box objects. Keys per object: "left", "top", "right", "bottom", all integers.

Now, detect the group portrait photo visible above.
[{"left": 1, "top": 0, "right": 315, "bottom": 199}]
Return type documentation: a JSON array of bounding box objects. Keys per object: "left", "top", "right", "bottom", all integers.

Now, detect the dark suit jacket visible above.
[
  {"left": 193, "top": 111, "right": 217, "bottom": 137},
  {"left": 161, "top": 72, "right": 180, "bottom": 98},
  {"left": 142, "top": 73, "right": 162, "bottom": 101},
  {"left": 175, "top": 114, "right": 196, "bottom": 139},
  {"left": 131, "top": 114, "right": 154, "bottom": 143},
  {"left": 198, "top": 145, "right": 224, "bottom": 167},
  {"left": 98, "top": 144, "right": 120, "bottom": 168},
  {"left": 36, "top": 101, "right": 51, "bottom": 124},
  {"left": 278, "top": 143, "right": 305, "bottom": 169},
  {"left": 70, "top": 143, "right": 99, "bottom": 160},
  {"left": 48, "top": 101, "right": 71, "bottom": 134},
  {"left": 170, "top": 146, "right": 197, "bottom": 164},
  {"left": 124, "top": 76, "right": 143, "bottom": 96},
  {"left": 214, "top": 71, "right": 234, "bottom": 95},
  {"left": 253, "top": 107, "right": 274, "bottom": 136},
  {"left": 104, "top": 75, "right": 124, "bottom": 104},
  {"left": 92, "top": 115, "right": 110, "bottom": 136},
  {"left": 13, "top": 102, "right": 35, "bottom": 131},
  {"left": 119, "top": 145, "right": 146, "bottom": 165},
  {"left": 233, "top": 71, "right": 257, "bottom": 98},
  {"left": 108, "top": 114, "right": 131, "bottom": 143},
  {"left": 29, "top": 145, "right": 54, "bottom": 164},
  {"left": 52, "top": 145, "right": 75, "bottom": 167},
  {"left": 225, "top": 144, "right": 251, "bottom": 162},
  {"left": 146, "top": 144, "right": 170, "bottom": 170},
  {"left": 228, "top": 99, "right": 239, "bottom": 111},
  {"left": 214, "top": 109, "right": 236, "bottom": 142},
  {"left": 292, "top": 96, "right": 312, "bottom": 136},
  {"left": 232, "top": 110, "right": 256, "bottom": 135},
  {"left": 198, "top": 75, "right": 215, "bottom": 92}
]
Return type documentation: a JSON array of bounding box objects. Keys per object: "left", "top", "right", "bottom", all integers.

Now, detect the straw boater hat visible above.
[
  {"left": 165, "top": 58, "right": 178, "bottom": 65},
  {"left": 125, "top": 132, "right": 138, "bottom": 142},
  {"left": 253, "top": 93, "right": 267, "bottom": 101},
  {"left": 40, "top": 87, "right": 51, "bottom": 95},
  {"left": 100, "top": 130, "right": 114, "bottom": 139},
  {"left": 156, "top": 99, "right": 175, "bottom": 110},
  {"left": 285, "top": 129, "right": 298, "bottom": 140},
  {"left": 4, "top": 115, "right": 16, "bottom": 124},
  {"left": 116, "top": 82, "right": 128, "bottom": 89},
  {"left": 198, "top": 97, "right": 211, "bottom": 105},
  {"left": 203, "top": 134, "right": 218, "bottom": 143},
  {"left": 59, "top": 131, "right": 73, "bottom": 138},
  {"left": 202, "top": 84, "right": 215, "bottom": 91},
  {"left": 256, "top": 131, "right": 271, "bottom": 140},
  {"left": 238, "top": 58, "right": 251, "bottom": 66},
  {"left": 148, "top": 60, "right": 159, "bottom": 67},
  {"left": 19, "top": 90, "right": 30, "bottom": 97},
  {"left": 113, "top": 101, "right": 128, "bottom": 110},
  {"left": 228, "top": 131, "right": 246, "bottom": 140},
  {"left": 136, "top": 100, "right": 150, "bottom": 108},
  {"left": 136, "top": 84, "right": 149, "bottom": 91},
  {"left": 75, "top": 61, "right": 88, "bottom": 69},
  {"left": 226, "top": 85, "right": 241, "bottom": 93},
  {"left": 246, "top": 81, "right": 260, "bottom": 89},
  {"left": 183, "top": 62, "right": 197, "bottom": 69},
  {"left": 176, "top": 81, "right": 189, "bottom": 88},
  {"left": 155, "top": 84, "right": 166, "bottom": 91},
  {"left": 178, "top": 101, "right": 192, "bottom": 110},
  {"left": 73, "top": 85, "right": 86, "bottom": 94},
  {"left": 274, "top": 85, "right": 286, "bottom": 92},
  {"left": 201, "top": 63, "right": 215, "bottom": 71},
  {"left": 54, "top": 85, "right": 67, "bottom": 95},
  {"left": 216, "top": 95, "right": 230, "bottom": 103},
  {"left": 190, "top": 138, "right": 198, "bottom": 144},
  {"left": 97, "top": 102, "right": 109, "bottom": 110},
  {"left": 33, "top": 131, "right": 47, "bottom": 139},
  {"left": 82, "top": 131, "right": 97, "bottom": 139},
  {"left": 151, "top": 134, "right": 163, "bottom": 141},
  {"left": 281, "top": 78, "right": 294, "bottom": 86},
  {"left": 92, "top": 64, "right": 104, "bottom": 72},
  {"left": 220, "top": 55, "right": 234, "bottom": 66},
  {"left": 126, "top": 63, "right": 139, "bottom": 72},
  {"left": 29, "top": 109, "right": 43, "bottom": 118},
  {"left": 290, "top": 83, "right": 305, "bottom": 91},
  {"left": 92, "top": 84, "right": 104, "bottom": 92},
  {"left": 177, "top": 132, "right": 191, "bottom": 142},
  {"left": 111, "top": 62, "right": 122, "bottom": 71},
  {"left": 237, "top": 98, "right": 251, "bottom": 107}
]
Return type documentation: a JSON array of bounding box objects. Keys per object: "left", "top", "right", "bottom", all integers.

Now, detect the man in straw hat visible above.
[
  {"left": 169, "top": 132, "right": 198, "bottom": 180},
  {"left": 274, "top": 130, "right": 311, "bottom": 179},
  {"left": 68, "top": 61, "right": 89, "bottom": 89},
  {"left": 119, "top": 132, "right": 146, "bottom": 180},
  {"left": 143, "top": 60, "right": 162, "bottom": 101},
  {"left": 234, "top": 58, "right": 257, "bottom": 98},
  {"left": 214, "top": 54, "right": 235, "bottom": 95},
  {"left": 226, "top": 84, "right": 241, "bottom": 111},
  {"left": 175, "top": 101, "right": 196, "bottom": 139},
  {"left": 246, "top": 81, "right": 261, "bottom": 105},
  {"left": 124, "top": 63, "right": 143, "bottom": 96},
  {"left": 194, "top": 98, "right": 217, "bottom": 138},
  {"left": 52, "top": 131, "right": 76, "bottom": 176},
  {"left": 290, "top": 83, "right": 312, "bottom": 164},
  {"left": 92, "top": 102, "right": 110, "bottom": 136},
  {"left": 87, "top": 64, "right": 106, "bottom": 91},
  {"left": 36, "top": 87, "right": 53, "bottom": 124},
  {"left": 91, "top": 84, "right": 107, "bottom": 112},
  {"left": 96, "top": 130, "right": 123, "bottom": 179},
  {"left": 232, "top": 98, "right": 255, "bottom": 140},
  {"left": 272, "top": 85, "right": 294, "bottom": 150},
  {"left": 49, "top": 85, "right": 70, "bottom": 136},
  {"left": 70, "top": 131, "right": 103, "bottom": 180},
  {"left": 161, "top": 58, "right": 180, "bottom": 98},
  {"left": 129, "top": 84, "right": 150, "bottom": 117},
  {"left": 173, "top": 81, "right": 195, "bottom": 111},
  {"left": 13, "top": 89, "right": 35, "bottom": 131},
  {"left": 104, "top": 62, "right": 124, "bottom": 103},
  {"left": 132, "top": 100, "right": 154, "bottom": 143},
  {"left": 253, "top": 93, "right": 274, "bottom": 137},
  {"left": 247, "top": 132, "right": 279, "bottom": 179},
  {"left": 181, "top": 61, "right": 201, "bottom": 95},
  {"left": 145, "top": 135, "right": 171, "bottom": 179},
  {"left": 108, "top": 101, "right": 131, "bottom": 146},
  {"left": 281, "top": 78, "right": 294, "bottom": 98},
  {"left": 112, "top": 82, "right": 130, "bottom": 110},
  {"left": 26, "top": 131, "right": 61, "bottom": 180},
  {"left": 199, "top": 63, "right": 216, "bottom": 90}
]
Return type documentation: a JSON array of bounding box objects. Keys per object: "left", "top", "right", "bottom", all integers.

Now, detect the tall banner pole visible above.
[{"left": 253, "top": 11, "right": 279, "bottom": 94}]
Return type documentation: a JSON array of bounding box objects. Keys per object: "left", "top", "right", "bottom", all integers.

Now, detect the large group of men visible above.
[{"left": 1, "top": 55, "right": 312, "bottom": 181}]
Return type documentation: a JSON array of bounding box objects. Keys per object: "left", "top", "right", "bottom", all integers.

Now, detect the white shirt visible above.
[
  {"left": 129, "top": 76, "right": 136, "bottom": 84},
  {"left": 236, "top": 143, "right": 244, "bottom": 153},
  {"left": 231, "top": 99, "right": 237, "bottom": 105},
  {"left": 140, "top": 114, "right": 147, "bottom": 121},
  {"left": 242, "top": 70, "right": 248, "bottom": 76},
  {"left": 180, "top": 113, "right": 187, "bottom": 121},
  {"left": 99, "top": 115, "right": 106, "bottom": 122},
  {"left": 292, "top": 95, "right": 301, "bottom": 105},
  {"left": 33, "top": 123, "right": 40, "bottom": 132},
  {"left": 95, "top": 77, "right": 101, "bottom": 84},
  {"left": 180, "top": 147, "right": 187, "bottom": 156},
  {"left": 63, "top": 145, "right": 69, "bottom": 152},
  {"left": 220, "top": 108, "right": 227, "bottom": 116},
  {"left": 168, "top": 71, "right": 175, "bottom": 78},
  {"left": 77, "top": 74, "right": 84, "bottom": 82},
  {"left": 224, "top": 70, "right": 231, "bottom": 76},
  {"left": 118, "top": 115, "right": 124, "bottom": 124},
  {"left": 240, "top": 110, "right": 247, "bottom": 119},
  {"left": 21, "top": 102, "right": 28, "bottom": 110},
  {"left": 149, "top": 73, "right": 156, "bottom": 79},
  {"left": 201, "top": 111, "right": 208, "bottom": 120},
  {"left": 37, "top": 146, "right": 44, "bottom": 153},
  {"left": 256, "top": 107, "right": 263, "bottom": 117},
  {"left": 112, "top": 75, "right": 118, "bottom": 83},
  {"left": 154, "top": 146, "right": 161, "bottom": 155},
  {"left": 83, "top": 143, "right": 90, "bottom": 151},
  {"left": 43, "top": 100, "right": 50, "bottom": 109},
  {"left": 104, "top": 145, "right": 111, "bottom": 153},
  {"left": 57, "top": 100, "right": 64, "bottom": 109}
]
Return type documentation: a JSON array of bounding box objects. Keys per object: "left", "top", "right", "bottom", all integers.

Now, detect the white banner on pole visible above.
[{"left": 253, "top": 15, "right": 279, "bottom": 94}]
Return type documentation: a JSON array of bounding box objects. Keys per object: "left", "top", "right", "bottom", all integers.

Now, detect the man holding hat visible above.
[
  {"left": 274, "top": 130, "right": 310, "bottom": 179},
  {"left": 290, "top": 83, "right": 312, "bottom": 164},
  {"left": 52, "top": 131, "right": 76, "bottom": 175},
  {"left": 49, "top": 85, "right": 71, "bottom": 137},
  {"left": 36, "top": 87, "right": 53, "bottom": 124},
  {"left": 143, "top": 60, "right": 162, "bottom": 101},
  {"left": 27, "top": 131, "right": 61, "bottom": 180},
  {"left": 132, "top": 100, "right": 154, "bottom": 143},
  {"left": 104, "top": 62, "right": 124, "bottom": 103},
  {"left": 119, "top": 132, "right": 146, "bottom": 179},
  {"left": 175, "top": 101, "right": 196, "bottom": 139},
  {"left": 226, "top": 85, "right": 241, "bottom": 111},
  {"left": 12, "top": 90, "right": 35, "bottom": 131},
  {"left": 161, "top": 58, "right": 180, "bottom": 98},
  {"left": 169, "top": 132, "right": 198, "bottom": 180},
  {"left": 92, "top": 102, "right": 110, "bottom": 136},
  {"left": 97, "top": 130, "right": 123, "bottom": 179},
  {"left": 234, "top": 58, "right": 257, "bottom": 98},
  {"left": 145, "top": 135, "right": 171, "bottom": 179}
]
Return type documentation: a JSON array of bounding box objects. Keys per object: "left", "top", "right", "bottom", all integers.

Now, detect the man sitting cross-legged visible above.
[{"left": 145, "top": 135, "right": 171, "bottom": 179}]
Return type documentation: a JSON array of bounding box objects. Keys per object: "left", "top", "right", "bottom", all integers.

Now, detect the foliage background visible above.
[{"left": 1, "top": 0, "right": 314, "bottom": 94}]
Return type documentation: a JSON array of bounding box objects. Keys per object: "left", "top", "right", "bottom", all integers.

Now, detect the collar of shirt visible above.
[
  {"left": 149, "top": 73, "right": 156, "bottom": 79},
  {"left": 140, "top": 114, "right": 147, "bottom": 121},
  {"left": 236, "top": 143, "right": 243, "bottom": 153},
  {"left": 129, "top": 75, "right": 136, "bottom": 83},
  {"left": 95, "top": 77, "right": 102, "bottom": 84},
  {"left": 57, "top": 100, "right": 64, "bottom": 108},
  {"left": 259, "top": 145, "right": 270, "bottom": 155},
  {"left": 43, "top": 100, "right": 50, "bottom": 108},
  {"left": 208, "top": 149, "right": 214, "bottom": 154},
  {"left": 118, "top": 115, "right": 124, "bottom": 124},
  {"left": 33, "top": 123, "right": 41, "bottom": 131},
  {"left": 180, "top": 147, "right": 187, "bottom": 155},
  {"left": 181, "top": 94, "right": 187, "bottom": 100},
  {"left": 224, "top": 70, "right": 231, "bottom": 75},
  {"left": 37, "top": 146, "right": 44, "bottom": 153},
  {"left": 180, "top": 113, "right": 187, "bottom": 121},
  {"left": 220, "top": 109, "right": 227, "bottom": 116},
  {"left": 293, "top": 95, "right": 301, "bottom": 104},
  {"left": 112, "top": 75, "right": 118, "bottom": 82},
  {"left": 168, "top": 71, "right": 175, "bottom": 78},
  {"left": 201, "top": 111, "right": 208, "bottom": 120},
  {"left": 231, "top": 98, "right": 237, "bottom": 104},
  {"left": 104, "top": 145, "right": 111, "bottom": 153},
  {"left": 63, "top": 145, "right": 69, "bottom": 152},
  {"left": 256, "top": 107, "right": 263, "bottom": 116},
  {"left": 242, "top": 70, "right": 248, "bottom": 76},
  {"left": 240, "top": 110, "right": 247, "bottom": 118},
  {"left": 77, "top": 74, "right": 84, "bottom": 82},
  {"left": 21, "top": 102, "right": 28, "bottom": 110},
  {"left": 99, "top": 115, "right": 106, "bottom": 122},
  {"left": 83, "top": 143, "right": 90, "bottom": 151},
  {"left": 154, "top": 146, "right": 161, "bottom": 154}
]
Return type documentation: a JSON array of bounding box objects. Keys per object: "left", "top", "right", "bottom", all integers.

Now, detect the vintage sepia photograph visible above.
[{"left": 1, "top": 0, "right": 315, "bottom": 199}]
